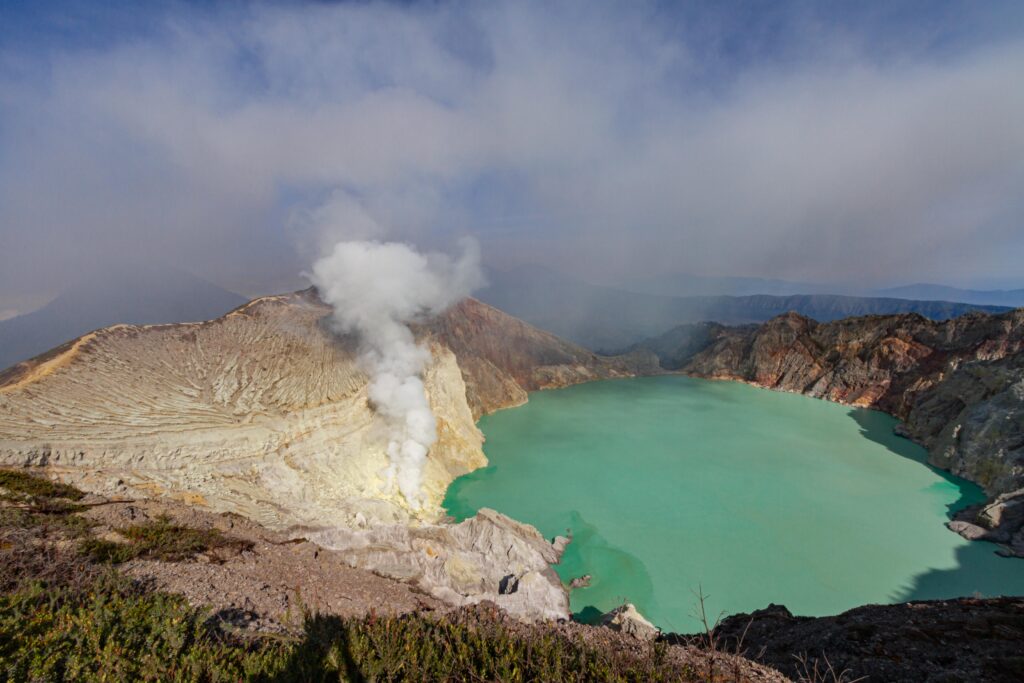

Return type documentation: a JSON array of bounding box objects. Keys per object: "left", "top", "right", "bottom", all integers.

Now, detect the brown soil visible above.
[{"left": 82, "top": 498, "right": 445, "bottom": 632}]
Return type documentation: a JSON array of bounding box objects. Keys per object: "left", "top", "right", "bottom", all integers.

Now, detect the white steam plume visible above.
[{"left": 310, "top": 239, "right": 483, "bottom": 508}]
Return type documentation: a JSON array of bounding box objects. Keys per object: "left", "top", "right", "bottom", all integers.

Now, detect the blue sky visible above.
[{"left": 1, "top": 0, "right": 1023, "bottom": 307}]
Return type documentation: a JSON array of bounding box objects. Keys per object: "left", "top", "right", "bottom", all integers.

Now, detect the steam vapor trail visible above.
[{"left": 310, "top": 239, "right": 482, "bottom": 508}]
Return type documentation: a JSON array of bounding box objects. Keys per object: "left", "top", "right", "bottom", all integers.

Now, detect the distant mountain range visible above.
[
  {"left": 2, "top": 262, "right": 1016, "bottom": 370},
  {"left": 618, "top": 273, "right": 831, "bottom": 298},
  {"left": 618, "top": 272, "right": 1024, "bottom": 308},
  {"left": 872, "top": 284, "right": 1024, "bottom": 308},
  {"left": 0, "top": 265, "right": 247, "bottom": 371},
  {"left": 477, "top": 265, "right": 1011, "bottom": 350}
]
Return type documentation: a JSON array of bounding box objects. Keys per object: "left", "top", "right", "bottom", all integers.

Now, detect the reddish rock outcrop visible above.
[
  {"left": 644, "top": 309, "right": 1024, "bottom": 556},
  {"left": 423, "top": 298, "right": 659, "bottom": 418},
  {"left": 679, "top": 310, "right": 1024, "bottom": 496}
]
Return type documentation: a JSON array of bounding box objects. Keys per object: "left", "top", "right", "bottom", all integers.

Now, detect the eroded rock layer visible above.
[
  {"left": 675, "top": 310, "right": 1024, "bottom": 497},
  {"left": 421, "top": 298, "right": 659, "bottom": 418},
  {"left": 0, "top": 290, "right": 652, "bottom": 619},
  {"left": 0, "top": 290, "right": 647, "bottom": 525}
]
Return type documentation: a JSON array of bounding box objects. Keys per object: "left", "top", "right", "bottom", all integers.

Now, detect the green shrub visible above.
[
  {"left": 78, "top": 537, "right": 140, "bottom": 564},
  {"left": 0, "top": 494, "right": 93, "bottom": 540},
  {"left": 273, "top": 608, "right": 696, "bottom": 682},
  {"left": 0, "top": 581, "right": 699, "bottom": 683},
  {"left": 0, "top": 469, "right": 84, "bottom": 501},
  {"left": 0, "top": 580, "right": 288, "bottom": 682},
  {"left": 80, "top": 515, "right": 253, "bottom": 564}
]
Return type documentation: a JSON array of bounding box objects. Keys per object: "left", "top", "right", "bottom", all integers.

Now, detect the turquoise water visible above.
[{"left": 444, "top": 376, "right": 1024, "bottom": 631}]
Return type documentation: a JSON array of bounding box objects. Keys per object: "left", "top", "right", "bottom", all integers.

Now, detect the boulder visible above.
[
  {"left": 600, "top": 603, "right": 659, "bottom": 641},
  {"left": 569, "top": 574, "right": 592, "bottom": 588},
  {"left": 947, "top": 520, "right": 990, "bottom": 541}
]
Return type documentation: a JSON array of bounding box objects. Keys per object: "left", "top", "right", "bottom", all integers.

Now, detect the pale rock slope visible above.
[{"left": 0, "top": 289, "right": 653, "bottom": 618}]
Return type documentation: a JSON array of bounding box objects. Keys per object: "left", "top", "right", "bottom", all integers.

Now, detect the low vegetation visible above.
[
  {"left": 0, "top": 468, "right": 92, "bottom": 540},
  {"left": 2, "top": 577, "right": 698, "bottom": 682},
  {"left": 0, "top": 468, "right": 715, "bottom": 682},
  {"left": 0, "top": 468, "right": 85, "bottom": 501},
  {"left": 80, "top": 514, "right": 253, "bottom": 564}
]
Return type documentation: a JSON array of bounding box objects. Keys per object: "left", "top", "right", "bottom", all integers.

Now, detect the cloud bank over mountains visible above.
[{"left": 1, "top": 0, "right": 1022, "bottom": 307}]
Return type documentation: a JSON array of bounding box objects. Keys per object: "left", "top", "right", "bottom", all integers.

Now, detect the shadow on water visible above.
[
  {"left": 847, "top": 409, "right": 1024, "bottom": 603},
  {"left": 846, "top": 408, "right": 984, "bottom": 517},
  {"left": 892, "top": 542, "right": 1024, "bottom": 603},
  {"left": 573, "top": 605, "right": 604, "bottom": 625}
]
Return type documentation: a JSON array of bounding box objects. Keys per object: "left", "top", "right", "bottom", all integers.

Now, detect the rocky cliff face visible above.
[
  {"left": 0, "top": 289, "right": 651, "bottom": 619},
  {"left": 676, "top": 309, "right": 1024, "bottom": 498},
  {"left": 636, "top": 309, "right": 1024, "bottom": 556},
  {"left": 308, "top": 508, "right": 571, "bottom": 622}
]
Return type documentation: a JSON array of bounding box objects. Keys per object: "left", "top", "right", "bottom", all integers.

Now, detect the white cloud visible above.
[{"left": 1, "top": 1, "right": 1022, "bottom": 296}]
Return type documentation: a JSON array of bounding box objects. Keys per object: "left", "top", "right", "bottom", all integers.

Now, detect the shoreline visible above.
[{"left": 451, "top": 373, "right": 1023, "bottom": 632}]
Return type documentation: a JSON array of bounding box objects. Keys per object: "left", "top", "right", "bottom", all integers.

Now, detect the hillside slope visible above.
[
  {"left": 0, "top": 290, "right": 655, "bottom": 619},
  {"left": 0, "top": 289, "right": 648, "bottom": 528},
  {"left": 877, "top": 283, "right": 1024, "bottom": 308}
]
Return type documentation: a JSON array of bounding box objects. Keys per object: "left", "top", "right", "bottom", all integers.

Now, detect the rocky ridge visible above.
[
  {"left": 678, "top": 597, "right": 1024, "bottom": 682},
  {"left": 0, "top": 289, "right": 654, "bottom": 619},
  {"left": 637, "top": 308, "right": 1024, "bottom": 555}
]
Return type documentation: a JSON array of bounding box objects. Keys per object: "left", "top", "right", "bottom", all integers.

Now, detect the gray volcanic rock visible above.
[
  {"left": 672, "top": 309, "right": 1024, "bottom": 498},
  {"left": 308, "top": 508, "right": 571, "bottom": 622},
  {"left": 916, "top": 353, "right": 1024, "bottom": 496},
  {"left": 600, "top": 603, "right": 659, "bottom": 641},
  {"left": 950, "top": 488, "right": 1024, "bottom": 558},
  {"left": 948, "top": 519, "right": 991, "bottom": 541},
  {"left": 633, "top": 308, "right": 1024, "bottom": 555},
  {"left": 679, "top": 597, "right": 1024, "bottom": 683}
]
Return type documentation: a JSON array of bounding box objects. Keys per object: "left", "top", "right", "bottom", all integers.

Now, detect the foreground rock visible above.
[
  {"left": 950, "top": 488, "right": 1024, "bottom": 557},
  {"left": 673, "top": 597, "right": 1024, "bottom": 683},
  {"left": 600, "top": 603, "right": 660, "bottom": 641},
  {"left": 307, "top": 508, "right": 570, "bottom": 622},
  {"left": 81, "top": 497, "right": 445, "bottom": 632},
  {"left": 80, "top": 497, "right": 568, "bottom": 624}
]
